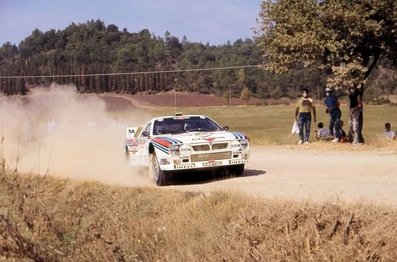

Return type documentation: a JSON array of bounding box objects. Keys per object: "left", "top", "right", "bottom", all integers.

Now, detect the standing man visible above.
[
  {"left": 348, "top": 85, "right": 364, "bottom": 145},
  {"left": 324, "top": 87, "right": 342, "bottom": 142},
  {"left": 357, "top": 84, "right": 365, "bottom": 143},
  {"left": 295, "top": 88, "right": 316, "bottom": 144}
]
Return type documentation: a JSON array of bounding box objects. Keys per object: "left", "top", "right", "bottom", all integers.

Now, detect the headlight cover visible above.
[
  {"left": 240, "top": 139, "right": 249, "bottom": 150},
  {"left": 170, "top": 145, "right": 180, "bottom": 156}
]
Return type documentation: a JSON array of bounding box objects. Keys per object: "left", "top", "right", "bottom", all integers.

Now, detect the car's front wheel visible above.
[{"left": 149, "top": 153, "right": 168, "bottom": 186}]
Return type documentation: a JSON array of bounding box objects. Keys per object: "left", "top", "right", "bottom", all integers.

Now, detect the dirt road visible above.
[
  {"left": 167, "top": 146, "right": 397, "bottom": 208},
  {"left": 3, "top": 90, "right": 396, "bottom": 209}
]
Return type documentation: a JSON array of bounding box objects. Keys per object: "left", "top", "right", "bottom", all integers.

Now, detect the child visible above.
[
  {"left": 315, "top": 122, "right": 331, "bottom": 140},
  {"left": 384, "top": 123, "right": 396, "bottom": 140}
]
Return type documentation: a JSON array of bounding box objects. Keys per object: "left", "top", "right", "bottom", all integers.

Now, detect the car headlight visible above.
[
  {"left": 240, "top": 139, "right": 249, "bottom": 150},
  {"left": 170, "top": 145, "right": 180, "bottom": 156}
]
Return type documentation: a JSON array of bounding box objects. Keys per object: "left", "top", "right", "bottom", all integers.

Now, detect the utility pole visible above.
[
  {"left": 229, "top": 87, "right": 231, "bottom": 106},
  {"left": 174, "top": 78, "right": 178, "bottom": 114}
]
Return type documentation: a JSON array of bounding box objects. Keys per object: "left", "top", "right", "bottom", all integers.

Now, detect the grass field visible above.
[{"left": 144, "top": 104, "right": 397, "bottom": 146}]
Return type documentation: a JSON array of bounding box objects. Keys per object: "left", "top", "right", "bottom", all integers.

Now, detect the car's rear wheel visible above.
[
  {"left": 150, "top": 153, "right": 168, "bottom": 186},
  {"left": 125, "top": 146, "right": 130, "bottom": 161},
  {"left": 230, "top": 164, "right": 245, "bottom": 177}
]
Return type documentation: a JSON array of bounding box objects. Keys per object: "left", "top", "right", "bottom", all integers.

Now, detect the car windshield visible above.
[{"left": 153, "top": 116, "right": 223, "bottom": 135}]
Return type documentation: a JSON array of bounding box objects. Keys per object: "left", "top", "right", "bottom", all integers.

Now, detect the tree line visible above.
[{"left": 0, "top": 18, "right": 396, "bottom": 101}]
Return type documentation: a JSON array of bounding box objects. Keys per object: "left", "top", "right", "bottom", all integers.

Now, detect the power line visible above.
[{"left": 0, "top": 65, "right": 261, "bottom": 79}]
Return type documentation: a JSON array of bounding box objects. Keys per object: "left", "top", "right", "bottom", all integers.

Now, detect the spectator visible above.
[
  {"left": 295, "top": 88, "right": 316, "bottom": 144},
  {"left": 384, "top": 123, "right": 396, "bottom": 140},
  {"left": 315, "top": 122, "right": 331, "bottom": 140},
  {"left": 324, "top": 87, "right": 342, "bottom": 143},
  {"left": 348, "top": 86, "right": 364, "bottom": 145},
  {"left": 357, "top": 84, "right": 365, "bottom": 143}
]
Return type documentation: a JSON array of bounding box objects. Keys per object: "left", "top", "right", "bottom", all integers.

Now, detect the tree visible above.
[
  {"left": 257, "top": 0, "right": 397, "bottom": 89},
  {"left": 0, "top": 42, "right": 19, "bottom": 60}
]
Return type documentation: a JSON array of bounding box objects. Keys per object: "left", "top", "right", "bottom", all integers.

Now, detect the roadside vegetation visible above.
[{"left": 1, "top": 169, "right": 397, "bottom": 261}]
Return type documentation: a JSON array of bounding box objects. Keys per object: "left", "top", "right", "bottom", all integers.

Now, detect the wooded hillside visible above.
[{"left": 0, "top": 19, "right": 396, "bottom": 101}]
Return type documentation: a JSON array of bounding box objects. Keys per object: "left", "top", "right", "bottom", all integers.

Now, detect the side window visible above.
[{"left": 141, "top": 123, "right": 152, "bottom": 137}]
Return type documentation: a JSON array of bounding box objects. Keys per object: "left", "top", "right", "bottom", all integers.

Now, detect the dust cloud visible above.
[{"left": 0, "top": 84, "right": 151, "bottom": 186}]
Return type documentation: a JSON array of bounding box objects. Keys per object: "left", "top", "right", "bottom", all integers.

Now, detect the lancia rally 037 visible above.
[{"left": 124, "top": 114, "right": 250, "bottom": 186}]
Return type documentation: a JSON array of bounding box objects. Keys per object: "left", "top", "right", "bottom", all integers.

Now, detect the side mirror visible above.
[
  {"left": 142, "top": 131, "right": 150, "bottom": 137},
  {"left": 223, "top": 125, "right": 229, "bottom": 131}
]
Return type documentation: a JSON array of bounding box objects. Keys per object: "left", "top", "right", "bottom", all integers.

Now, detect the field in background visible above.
[
  {"left": 140, "top": 104, "right": 397, "bottom": 146},
  {"left": 1, "top": 169, "right": 397, "bottom": 261}
]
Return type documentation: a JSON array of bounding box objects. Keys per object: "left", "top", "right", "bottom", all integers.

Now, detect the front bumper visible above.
[{"left": 159, "top": 150, "right": 249, "bottom": 171}]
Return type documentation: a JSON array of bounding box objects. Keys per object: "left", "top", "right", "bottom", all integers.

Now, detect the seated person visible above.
[
  {"left": 384, "top": 123, "right": 396, "bottom": 140},
  {"left": 315, "top": 122, "right": 331, "bottom": 140}
]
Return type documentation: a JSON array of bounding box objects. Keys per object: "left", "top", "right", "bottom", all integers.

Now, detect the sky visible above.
[{"left": 0, "top": 0, "right": 262, "bottom": 46}]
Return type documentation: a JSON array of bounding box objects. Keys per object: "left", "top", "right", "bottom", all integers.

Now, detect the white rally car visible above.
[{"left": 124, "top": 114, "right": 250, "bottom": 186}]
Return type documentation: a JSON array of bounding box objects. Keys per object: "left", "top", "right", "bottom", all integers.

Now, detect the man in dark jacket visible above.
[{"left": 324, "top": 87, "right": 342, "bottom": 142}]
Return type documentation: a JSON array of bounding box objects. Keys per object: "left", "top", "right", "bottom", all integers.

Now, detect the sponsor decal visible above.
[
  {"left": 160, "top": 159, "right": 170, "bottom": 165},
  {"left": 196, "top": 132, "right": 212, "bottom": 137},
  {"left": 191, "top": 136, "right": 226, "bottom": 142},
  {"left": 125, "top": 138, "right": 138, "bottom": 146},
  {"left": 229, "top": 159, "right": 248, "bottom": 165},
  {"left": 203, "top": 137, "right": 215, "bottom": 143},
  {"left": 202, "top": 160, "right": 223, "bottom": 166},
  {"left": 174, "top": 164, "right": 196, "bottom": 169}
]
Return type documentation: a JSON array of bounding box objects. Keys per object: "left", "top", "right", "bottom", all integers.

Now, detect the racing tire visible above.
[
  {"left": 150, "top": 153, "right": 168, "bottom": 186},
  {"left": 231, "top": 164, "right": 245, "bottom": 177}
]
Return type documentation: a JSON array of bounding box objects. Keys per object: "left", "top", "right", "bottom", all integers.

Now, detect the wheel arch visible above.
[{"left": 148, "top": 142, "right": 155, "bottom": 155}]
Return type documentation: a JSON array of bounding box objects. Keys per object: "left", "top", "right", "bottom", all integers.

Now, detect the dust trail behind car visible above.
[{"left": 0, "top": 84, "right": 152, "bottom": 186}]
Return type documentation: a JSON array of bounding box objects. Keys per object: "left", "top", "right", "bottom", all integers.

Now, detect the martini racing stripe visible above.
[
  {"left": 152, "top": 141, "right": 169, "bottom": 154},
  {"left": 151, "top": 136, "right": 183, "bottom": 155},
  {"left": 159, "top": 136, "right": 183, "bottom": 144},
  {"left": 152, "top": 137, "right": 182, "bottom": 147},
  {"left": 232, "top": 132, "right": 246, "bottom": 140},
  {"left": 152, "top": 138, "right": 172, "bottom": 148}
]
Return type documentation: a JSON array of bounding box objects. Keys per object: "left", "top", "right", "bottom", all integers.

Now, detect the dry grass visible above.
[{"left": 1, "top": 169, "right": 397, "bottom": 261}]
